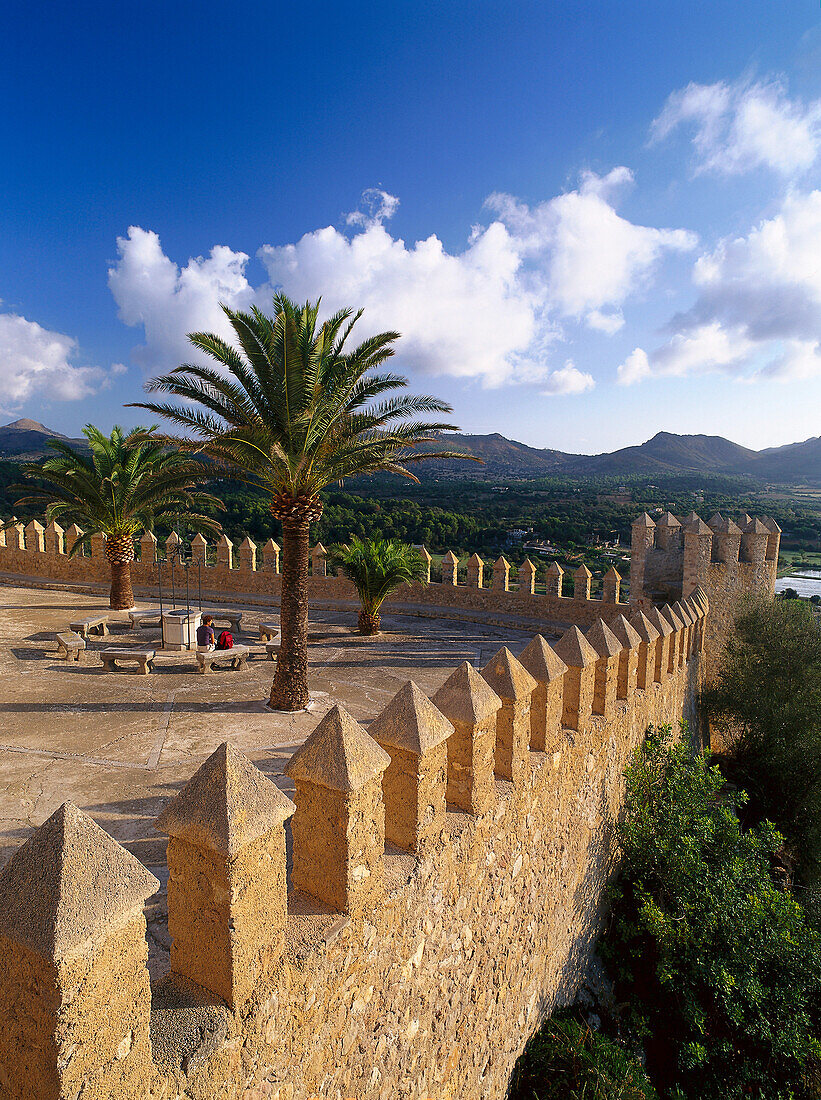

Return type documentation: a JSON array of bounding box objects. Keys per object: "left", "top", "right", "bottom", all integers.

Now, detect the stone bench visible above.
[
  {"left": 259, "top": 620, "right": 279, "bottom": 641},
  {"left": 69, "top": 615, "right": 109, "bottom": 638},
  {"left": 100, "top": 648, "right": 155, "bottom": 674},
  {"left": 128, "top": 608, "right": 162, "bottom": 629},
  {"left": 265, "top": 640, "right": 280, "bottom": 661},
  {"left": 55, "top": 631, "right": 86, "bottom": 661},
  {"left": 196, "top": 645, "right": 250, "bottom": 674},
  {"left": 209, "top": 610, "right": 243, "bottom": 634}
]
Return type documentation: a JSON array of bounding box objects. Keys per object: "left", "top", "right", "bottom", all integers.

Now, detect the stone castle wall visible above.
[
  {"left": 0, "top": 589, "right": 708, "bottom": 1100},
  {"left": 0, "top": 520, "right": 632, "bottom": 631},
  {"left": 629, "top": 511, "right": 780, "bottom": 675}
]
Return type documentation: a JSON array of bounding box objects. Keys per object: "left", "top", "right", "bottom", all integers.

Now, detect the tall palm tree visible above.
[
  {"left": 132, "top": 292, "right": 473, "bottom": 710},
  {"left": 329, "top": 537, "right": 428, "bottom": 635},
  {"left": 12, "top": 425, "right": 223, "bottom": 609}
]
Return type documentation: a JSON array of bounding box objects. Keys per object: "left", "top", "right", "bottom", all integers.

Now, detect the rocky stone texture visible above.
[
  {"left": 518, "top": 634, "right": 568, "bottom": 755},
  {"left": 286, "top": 707, "right": 390, "bottom": 916},
  {"left": 481, "top": 647, "right": 537, "bottom": 790},
  {"left": 156, "top": 745, "right": 295, "bottom": 1008},
  {"left": 0, "top": 803, "right": 159, "bottom": 1100},
  {"left": 433, "top": 662, "right": 502, "bottom": 816},
  {"left": 369, "top": 681, "right": 453, "bottom": 852}
]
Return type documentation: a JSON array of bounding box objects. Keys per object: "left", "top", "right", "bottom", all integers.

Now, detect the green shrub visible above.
[
  {"left": 509, "top": 1013, "right": 657, "bottom": 1100},
  {"left": 703, "top": 595, "right": 821, "bottom": 877},
  {"left": 602, "top": 726, "right": 821, "bottom": 1100}
]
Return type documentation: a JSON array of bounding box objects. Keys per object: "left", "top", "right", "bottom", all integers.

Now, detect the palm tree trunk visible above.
[
  {"left": 270, "top": 519, "right": 311, "bottom": 710},
  {"left": 358, "top": 609, "right": 381, "bottom": 635},
  {"left": 105, "top": 535, "right": 136, "bottom": 610},
  {"left": 109, "top": 562, "right": 134, "bottom": 610}
]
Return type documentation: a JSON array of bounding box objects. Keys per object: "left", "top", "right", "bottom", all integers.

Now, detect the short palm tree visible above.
[
  {"left": 329, "top": 537, "right": 427, "bottom": 634},
  {"left": 12, "top": 425, "right": 223, "bottom": 609},
  {"left": 131, "top": 292, "right": 473, "bottom": 710}
]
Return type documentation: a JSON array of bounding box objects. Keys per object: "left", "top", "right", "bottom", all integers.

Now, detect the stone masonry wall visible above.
[
  {"left": 0, "top": 523, "right": 632, "bottom": 631},
  {"left": 0, "top": 588, "right": 706, "bottom": 1100}
]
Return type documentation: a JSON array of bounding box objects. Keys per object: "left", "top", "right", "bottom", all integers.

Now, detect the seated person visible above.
[{"left": 196, "top": 615, "right": 216, "bottom": 651}]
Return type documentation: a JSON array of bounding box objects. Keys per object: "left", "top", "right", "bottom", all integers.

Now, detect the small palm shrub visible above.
[
  {"left": 509, "top": 1013, "right": 657, "bottom": 1100},
  {"left": 602, "top": 725, "right": 821, "bottom": 1100},
  {"left": 328, "top": 536, "right": 427, "bottom": 634}
]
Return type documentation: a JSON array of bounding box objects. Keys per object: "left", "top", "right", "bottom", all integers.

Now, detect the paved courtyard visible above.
[{"left": 0, "top": 582, "right": 543, "bottom": 873}]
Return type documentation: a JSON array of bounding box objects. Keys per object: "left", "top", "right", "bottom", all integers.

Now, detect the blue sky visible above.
[{"left": 2, "top": 0, "right": 821, "bottom": 452}]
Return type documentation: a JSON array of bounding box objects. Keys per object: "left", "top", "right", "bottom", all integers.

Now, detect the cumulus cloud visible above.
[
  {"left": 0, "top": 311, "right": 108, "bottom": 411},
  {"left": 651, "top": 76, "right": 821, "bottom": 176},
  {"left": 618, "top": 190, "right": 821, "bottom": 385},
  {"left": 485, "top": 168, "right": 696, "bottom": 325},
  {"left": 108, "top": 227, "right": 256, "bottom": 373},
  {"left": 110, "top": 177, "right": 695, "bottom": 392},
  {"left": 541, "top": 360, "right": 595, "bottom": 396}
]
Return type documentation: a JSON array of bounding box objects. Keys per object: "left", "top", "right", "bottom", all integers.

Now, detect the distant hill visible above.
[
  {"left": 422, "top": 429, "right": 820, "bottom": 483},
  {"left": 0, "top": 419, "right": 86, "bottom": 459},
  {"left": 2, "top": 420, "right": 819, "bottom": 484}
]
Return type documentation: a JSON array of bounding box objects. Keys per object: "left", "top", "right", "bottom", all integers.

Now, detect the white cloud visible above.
[
  {"left": 652, "top": 76, "right": 821, "bottom": 176},
  {"left": 108, "top": 227, "right": 256, "bottom": 373},
  {"left": 486, "top": 168, "right": 696, "bottom": 323},
  {"left": 618, "top": 190, "right": 821, "bottom": 385},
  {"left": 0, "top": 311, "right": 107, "bottom": 411},
  {"left": 541, "top": 360, "right": 595, "bottom": 395},
  {"left": 344, "top": 188, "right": 400, "bottom": 229},
  {"left": 110, "top": 179, "right": 693, "bottom": 391}
]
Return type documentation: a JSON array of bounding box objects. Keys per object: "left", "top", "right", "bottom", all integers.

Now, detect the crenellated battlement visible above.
[
  {"left": 0, "top": 511, "right": 777, "bottom": 659},
  {"left": 629, "top": 510, "right": 779, "bottom": 671},
  {"left": 0, "top": 520, "right": 639, "bottom": 635},
  {"left": 0, "top": 597, "right": 707, "bottom": 1100}
]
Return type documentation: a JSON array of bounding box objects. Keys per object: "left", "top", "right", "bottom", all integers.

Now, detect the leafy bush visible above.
[
  {"left": 509, "top": 1013, "right": 657, "bottom": 1100},
  {"left": 602, "top": 726, "right": 821, "bottom": 1100},
  {"left": 703, "top": 595, "right": 821, "bottom": 875}
]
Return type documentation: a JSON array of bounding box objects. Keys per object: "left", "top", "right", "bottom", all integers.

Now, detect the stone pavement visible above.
[{"left": 0, "top": 582, "right": 551, "bottom": 975}]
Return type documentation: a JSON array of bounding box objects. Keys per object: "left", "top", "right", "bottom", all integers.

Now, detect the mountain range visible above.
[{"left": 1, "top": 419, "right": 819, "bottom": 484}]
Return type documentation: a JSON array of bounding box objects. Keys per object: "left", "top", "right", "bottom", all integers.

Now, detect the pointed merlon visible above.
[
  {"left": 708, "top": 513, "right": 741, "bottom": 534},
  {"left": 739, "top": 513, "right": 753, "bottom": 528},
  {"left": 240, "top": 535, "right": 257, "bottom": 550},
  {"left": 603, "top": 565, "right": 622, "bottom": 581},
  {"left": 611, "top": 613, "right": 641, "bottom": 650},
  {"left": 745, "top": 518, "right": 769, "bottom": 534},
  {"left": 519, "top": 558, "right": 536, "bottom": 575},
  {"left": 442, "top": 550, "right": 459, "bottom": 564},
  {"left": 657, "top": 511, "right": 681, "bottom": 528},
  {"left": 660, "top": 604, "right": 684, "bottom": 632},
  {"left": 155, "top": 743, "right": 294, "bottom": 858},
  {"left": 368, "top": 680, "right": 454, "bottom": 755},
  {"left": 574, "top": 563, "right": 592, "bottom": 579},
  {"left": 685, "top": 516, "right": 712, "bottom": 534},
  {"left": 586, "top": 618, "right": 623, "bottom": 658},
  {"left": 647, "top": 606, "right": 673, "bottom": 637},
  {"left": 632, "top": 512, "right": 655, "bottom": 527},
  {"left": 192, "top": 532, "right": 208, "bottom": 547},
  {"left": 264, "top": 537, "right": 281, "bottom": 551},
  {"left": 467, "top": 553, "right": 484, "bottom": 567},
  {"left": 681, "top": 511, "right": 700, "bottom": 525},
  {"left": 761, "top": 516, "right": 781, "bottom": 533},
  {"left": 285, "top": 705, "right": 390, "bottom": 793},
  {"left": 0, "top": 801, "right": 159, "bottom": 960},
  {"left": 630, "top": 610, "right": 660, "bottom": 643},
  {"left": 547, "top": 561, "right": 564, "bottom": 576},
  {"left": 553, "top": 625, "right": 599, "bottom": 669},
  {"left": 673, "top": 600, "right": 694, "bottom": 626},
  {"left": 693, "top": 584, "right": 710, "bottom": 611},
  {"left": 494, "top": 555, "right": 510, "bottom": 571},
  {"left": 481, "top": 647, "right": 538, "bottom": 703},
  {"left": 519, "top": 634, "right": 568, "bottom": 684},
  {"left": 432, "top": 661, "right": 502, "bottom": 727},
  {"left": 418, "top": 545, "right": 432, "bottom": 563}
]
